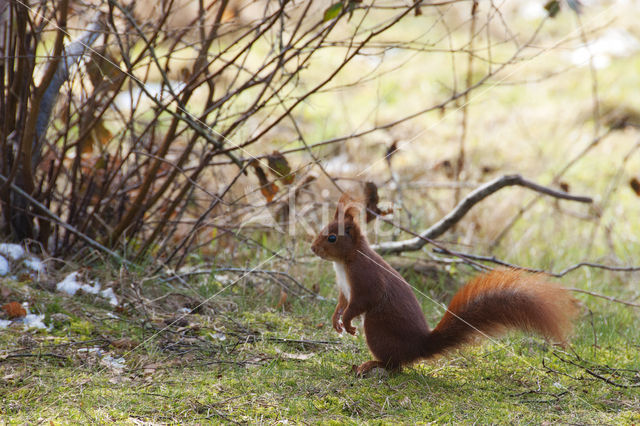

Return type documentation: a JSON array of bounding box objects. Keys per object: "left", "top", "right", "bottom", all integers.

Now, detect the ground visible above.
[{"left": 1, "top": 263, "right": 638, "bottom": 423}]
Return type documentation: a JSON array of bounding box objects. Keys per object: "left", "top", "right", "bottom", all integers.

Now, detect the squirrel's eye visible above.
[{"left": 328, "top": 235, "right": 337, "bottom": 243}]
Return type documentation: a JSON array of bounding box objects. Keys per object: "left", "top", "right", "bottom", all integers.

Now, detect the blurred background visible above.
[{"left": 3, "top": 0, "right": 640, "bottom": 274}]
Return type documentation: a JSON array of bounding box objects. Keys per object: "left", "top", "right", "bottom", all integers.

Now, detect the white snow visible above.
[
  {"left": 56, "top": 272, "right": 118, "bottom": 306},
  {"left": 0, "top": 255, "right": 9, "bottom": 276},
  {"left": 12, "top": 303, "right": 52, "bottom": 330},
  {"left": 78, "top": 347, "right": 103, "bottom": 354},
  {"left": 56, "top": 272, "right": 85, "bottom": 295},
  {"left": 24, "top": 257, "right": 46, "bottom": 273},
  {"left": 100, "top": 287, "right": 119, "bottom": 306},
  {"left": 0, "top": 243, "right": 25, "bottom": 260},
  {"left": 78, "top": 347, "right": 126, "bottom": 371},
  {"left": 22, "top": 313, "right": 49, "bottom": 330},
  {"left": 0, "top": 319, "right": 11, "bottom": 329},
  {"left": 210, "top": 332, "right": 226, "bottom": 341},
  {"left": 101, "top": 355, "right": 126, "bottom": 370}
]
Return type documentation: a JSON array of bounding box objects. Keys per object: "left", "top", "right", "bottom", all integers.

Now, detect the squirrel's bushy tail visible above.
[{"left": 422, "top": 269, "right": 579, "bottom": 359}]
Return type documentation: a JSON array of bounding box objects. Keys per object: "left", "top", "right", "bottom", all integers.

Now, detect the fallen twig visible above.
[
  {"left": 0, "top": 353, "right": 68, "bottom": 363},
  {"left": 553, "top": 352, "right": 640, "bottom": 388},
  {"left": 162, "top": 267, "right": 319, "bottom": 298}
]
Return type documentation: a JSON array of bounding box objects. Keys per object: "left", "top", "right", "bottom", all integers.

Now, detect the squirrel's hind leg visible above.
[{"left": 354, "top": 360, "right": 399, "bottom": 377}]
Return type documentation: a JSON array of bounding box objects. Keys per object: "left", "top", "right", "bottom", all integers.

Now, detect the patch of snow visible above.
[
  {"left": 77, "top": 347, "right": 125, "bottom": 371},
  {"left": 101, "top": 355, "right": 126, "bottom": 370},
  {"left": 17, "top": 302, "right": 52, "bottom": 330},
  {"left": 0, "top": 319, "right": 11, "bottom": 329},
  {"left": 0, "top": 243, "right": 25, "bottom": 260},
  {"left": 0, "top": 255, "right": 9, "bottom": 276},
  {"left": 571, "top": 29, "right": 640, "bottom": 69},
  {"left": 210, "top": 332, "right": 226, "bottom": 341},
  {"left": 84, "top": 281, "right": 102, "bottom": 295},
  {"left": 78, "top": 347, "right": 103, "bottom": 354},
  {"left": 22, "top": 313, "right": 50, "bottom": 330},
  {"left": 24, "top": 257, "right": 45, "bottom": 273},
  {"left": 56, "top": 272, "right": 84, "bottom": 295},
  {"left": 56, "top": 272, "right": 119, "bottom": 306},
  {"left": 100, "top": 287, "right": 118, "bottom": 306}
]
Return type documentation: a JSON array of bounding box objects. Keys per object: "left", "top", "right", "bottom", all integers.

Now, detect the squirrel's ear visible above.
[
  {"left": 334, "top": 193, "right": 355, "bottom": 220},
  {"left": 335, "top": 192, "right": 363, "bottom": 222},
  {"left": 343, "top": 205, "right": 360, "bottom": 223},
  {"left": 337, "top": 192, "right": 354, "bottom": 207}
]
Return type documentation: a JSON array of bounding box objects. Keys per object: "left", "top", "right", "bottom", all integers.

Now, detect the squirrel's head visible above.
[{"left": 311, "top": 194, "right": 364, "bottom": 263}]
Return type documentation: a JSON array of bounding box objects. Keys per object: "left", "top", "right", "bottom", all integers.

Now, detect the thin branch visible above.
[
  {"left": 553, "top": 352, "right": 640, "bottom": 388},
  {"left": 568, "top": 288, "right": 640, "bottom": 309},
  {"left": 161, "top": 267, "right": 318, "bottom": 298},
  {"left": 432, "top": 248, "right": 640, "bottom": 277},
  {"left": 373, "top": 174, "right": 592, "bottom": 254},
  {"left": 0, "top": 173, "right": 135, "bottom": 267}
]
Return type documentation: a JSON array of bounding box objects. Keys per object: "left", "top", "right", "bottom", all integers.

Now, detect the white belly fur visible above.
[{"left": 333, "top": 262, "right": 350, "bottom": 301}]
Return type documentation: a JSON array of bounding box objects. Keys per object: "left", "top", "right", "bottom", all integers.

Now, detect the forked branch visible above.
[{"left": 373, "top": 174, "right": 593, "bottom": 254}]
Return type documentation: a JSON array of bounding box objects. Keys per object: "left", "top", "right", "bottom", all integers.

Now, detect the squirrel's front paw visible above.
[
  {"left": 332, "top": 315, "right": 344, "bottom": 333},
  {"left": 344, "top": 323, "right": 357, "bottom": 335}
]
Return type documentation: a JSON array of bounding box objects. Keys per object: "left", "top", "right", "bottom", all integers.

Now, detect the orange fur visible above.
[{"left": 311, "top": 196, "right": 580, "bottom": 375}]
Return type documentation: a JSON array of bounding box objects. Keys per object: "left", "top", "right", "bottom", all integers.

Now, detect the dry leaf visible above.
[
  {"left": 252, "top": 162, "right": 279, "bottom": 202},
  {"left": 630, "top": 177, "right": 640, "bottom": 196},
  {"left": 385, "top": 141, "right": 398, "bottom": 166},
  {"left": 2, "top": 302, "right": 26, "bottom": 319},
  {"left": 434, "top": 159, "right": 454, "bottom": 179},
  {"left": 276, "top": 289, "right": 288, "bottom": 309},
  {"left": 400, "top": 396, "right": 412, "bottom": 408},
  {"left": 111, "top": 338, "right": 137, "bottom": 350},
  {"left": 1, "top": 286, "right": 12, "bottom": 299},
  {"left": 260, "top": 183, "right": 279, "bottom": 203},
  {"left": 91, "top": 121, "right": 113, "bottom": 147},
  {"left": 143, "top": 363, "right": 159, "bottom": 375},
  {"left": 267, "top": 151, "right": 294, "bottom": 184}
]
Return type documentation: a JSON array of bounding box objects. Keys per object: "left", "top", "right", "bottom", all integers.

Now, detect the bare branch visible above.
[{"left": 373, "top": 174, "right": 592, "bottom": 254}]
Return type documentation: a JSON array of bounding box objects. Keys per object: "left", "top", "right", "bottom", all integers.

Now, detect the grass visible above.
[{"left": 1, "top": 261, "right": 639, "bottom": 423}]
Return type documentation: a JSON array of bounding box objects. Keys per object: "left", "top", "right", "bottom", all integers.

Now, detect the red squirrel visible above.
[{"left": 311, "top": 194, "right": 579, "bottom": 376}]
